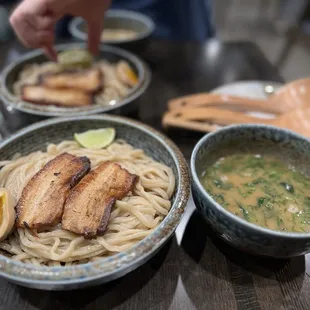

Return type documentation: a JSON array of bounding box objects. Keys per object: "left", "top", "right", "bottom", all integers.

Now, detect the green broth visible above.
[{"left": 201, "top": 154, "right": 310, "bottom": 232}]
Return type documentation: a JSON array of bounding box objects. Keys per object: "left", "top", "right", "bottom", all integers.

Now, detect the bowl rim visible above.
[
  {"left": 69, "top": 9, "right": 155, "bottom": 44},
  {"left": 0, "top": 43, "right": 151, "bottom": 117},
  {"left": 191, "top": 124, "right": 310, "bottom": 239},
  {"left": 0, "top": 115, "right": 190, "bottom": 285}
]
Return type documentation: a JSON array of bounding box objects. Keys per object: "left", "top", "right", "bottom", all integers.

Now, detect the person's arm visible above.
[{"left": 10, "top": 0, "right": 111, "bottom": 59}]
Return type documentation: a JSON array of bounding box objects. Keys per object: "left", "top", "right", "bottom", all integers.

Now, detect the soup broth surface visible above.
[
  {"left": 101, "top": 29, "right": 138, "bottom": 41},
  {"left": 201, "top": 154, "right": 310, "bottom": 232}
]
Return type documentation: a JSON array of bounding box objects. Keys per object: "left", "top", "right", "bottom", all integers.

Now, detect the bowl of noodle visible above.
[
  {"left": 0, "top": 115, "right": 189, "bottom": 290},
  {"left": 0, "top": 43, "right": 151, "bottom": 117}
]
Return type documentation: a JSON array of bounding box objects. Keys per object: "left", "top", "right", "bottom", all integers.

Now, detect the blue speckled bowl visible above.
[
  {"left": 0, "top": 116, "right": 190, "bottom": 290},
  {"left": 191, "top": 124, "right": 310, "bottom": 258}
]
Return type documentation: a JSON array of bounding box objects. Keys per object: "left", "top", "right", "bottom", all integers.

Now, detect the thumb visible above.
[{"left": 87, "top": 19, "right": 102, "bottom": 56}]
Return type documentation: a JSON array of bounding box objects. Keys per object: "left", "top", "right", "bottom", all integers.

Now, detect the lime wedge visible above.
[
  {"left": 58, "top": 49, "right": 93, "bottom": 69},
  {"left": 74, "top": 128, "right": 116, "bottom": 149}
]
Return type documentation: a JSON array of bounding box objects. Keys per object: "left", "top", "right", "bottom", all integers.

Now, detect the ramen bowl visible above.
[
  {"left": 0, "top": 115, "right": 189, "bottom": 290},
  {"left": 69, "top": 10, "right": 155, "bottom": 52},
  {"left": 191, "top": 124, "right": 310, "bottom": 258},
  {"left": 0, "top": 43, "right": 151, "bottom": 118}
]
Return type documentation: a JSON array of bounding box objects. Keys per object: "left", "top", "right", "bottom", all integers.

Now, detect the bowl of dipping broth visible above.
[
  {"left": 69, "top": 10, "right": 155, "bottom": 53},
  {"left": 191, "top": 124, "right": 310, "bottom": 258}
]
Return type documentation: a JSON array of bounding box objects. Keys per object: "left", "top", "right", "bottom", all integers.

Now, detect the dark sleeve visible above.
[{"left": 55, "top": 15, "right": 74, "bottom": 38}]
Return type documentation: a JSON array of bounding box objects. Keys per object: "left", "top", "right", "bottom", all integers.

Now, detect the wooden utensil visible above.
[
  {"left": 168, "top": 78, "right": 310, "bottom": 115},
  {"left": 162, "top": 105, "right": 310, "bottom": 138}
]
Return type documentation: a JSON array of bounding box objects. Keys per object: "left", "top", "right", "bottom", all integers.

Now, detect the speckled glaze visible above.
[
  {"left": 0, "top": 43, "right": 151, "bottom": 117},
  {"left": 191, "top": 124, "right": 310, "bottom": 258},
  {"left": 0, "top": 116, "right": 190, "bottom": 290}
]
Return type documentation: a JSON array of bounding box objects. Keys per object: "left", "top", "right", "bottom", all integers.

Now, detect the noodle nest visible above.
[{"left": 0, "top": 140, "right": 175, "bottom": 266}]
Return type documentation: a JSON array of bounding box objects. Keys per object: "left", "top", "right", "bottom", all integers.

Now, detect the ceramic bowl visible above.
[
  {"left": 69, "top": 10, "right": 155, "bottom": 52},
  {"left": 0, "top": 43, "right": 151, "bottom": 117},
  {"left": 0, "top": 115, "right": 189, "bottom": 290},
  {"left": 191, "top": 124, "right": 310, "bottom": 258}
]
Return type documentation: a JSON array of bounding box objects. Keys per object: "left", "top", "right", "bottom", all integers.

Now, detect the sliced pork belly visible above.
[
  {"left": 22, "top": 85, "right": 92, "bottom": 107},
  {"left": 41, "top": 68, "right": 102, "bottom": 92},
  {"left": 16, "top": 153, "right": 91, "bottom": 229},
  {"left": 62, "top": 161, "right": 138, "bottom": 239}
]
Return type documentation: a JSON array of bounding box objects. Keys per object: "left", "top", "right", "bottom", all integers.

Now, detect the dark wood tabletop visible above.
[{"left": 1, "top": 39, "right": 308, "bottom": 310}]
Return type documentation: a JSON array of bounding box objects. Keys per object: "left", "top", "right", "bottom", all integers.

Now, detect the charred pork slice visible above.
[
  {"left": 41, "top": 68, "right": 102, "bottom": 92},
  {"left": 16, "top": 153, "right": 90, "bottom": 229},
  {"left": 22, "top": 85, "right": 92, "bottom": 107},
  {"left": 62, "top": 161, "right": 138, "bottom": 239}
]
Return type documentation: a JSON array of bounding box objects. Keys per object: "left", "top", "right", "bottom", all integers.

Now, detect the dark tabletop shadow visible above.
[
  {"left": 178, "top": 210, "right": 307, "bottom": 310},
  {"left": 15, "top": 238, "right": 180, "bottom": 310},
  {"left": 180, "top": 210, "right": 305, "bottom": 279}
]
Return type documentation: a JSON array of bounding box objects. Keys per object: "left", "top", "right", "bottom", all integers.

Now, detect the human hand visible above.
[{"left": 10, "top": 0, "right": 111, "bottom": 60}]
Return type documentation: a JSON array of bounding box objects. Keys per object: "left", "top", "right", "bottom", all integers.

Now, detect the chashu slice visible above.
[
  {"left": 62, "top": 161, "right": 138, "bottom": 239},
  {"left": 41, "top": 68, "right": 102, "bottom": 92},
  {"left": 21, "top": 85, "right": 92, "bottom": 107},
  {"left": 16, "top": 153, "right": 91, "bottom": 230}
]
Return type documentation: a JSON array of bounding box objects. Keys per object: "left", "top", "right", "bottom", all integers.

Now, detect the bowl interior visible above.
[
  {"left": 80, "top": 17, "right": 149, "bottom": 37},
  {"left": 104, "top": 16, "right": 149, "bottom": 33},
  {"left": 4, "top": 47, "right": 140, "bottom": 96},
  {"left": 0, "top": 117, "right": 179, "bottom": 201},
  {"left": 195, "top": 126, "right": 310, "bottom": 182}
]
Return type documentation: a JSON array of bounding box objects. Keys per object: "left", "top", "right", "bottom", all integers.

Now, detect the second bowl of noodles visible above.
[
  {"left": 0, "top": 115, "right": 189, "bottom": 290},
  {"left": 0, "top": 43, "right": 151, "bottom": 117}
]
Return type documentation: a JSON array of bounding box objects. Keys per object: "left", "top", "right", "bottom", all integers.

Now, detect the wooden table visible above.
[{"left": 1, "top": 39, "right": 308, "bottom": 310}]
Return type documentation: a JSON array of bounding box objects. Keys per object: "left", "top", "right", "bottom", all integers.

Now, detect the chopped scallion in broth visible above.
[{"left": 201, "top": 154, "right": 310, "bottom": 232}]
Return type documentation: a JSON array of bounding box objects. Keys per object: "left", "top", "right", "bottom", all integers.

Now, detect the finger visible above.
[
  {"left": 10, "top": 7, "right": 30, "bottom": 46},
  {"left": 10, "top": 6, "right": 54, "bottom": 49},
  {"left": 87, "top": 19, "right": 103, "bottom": 56},
  {"left": 33, "top": 30, "right": 54, "bottom": 47},
  {"left": 44, "top": 45, "right": 58, "bottom": 61},
  {"left": 35, "top": 15, "right": 55, "bottom": 31},
  {"left": 21, "top": 30, "right": 54, "bottom": 49},
  {"left": 12, "top": 20, "right": 35, "bottom": 48}
]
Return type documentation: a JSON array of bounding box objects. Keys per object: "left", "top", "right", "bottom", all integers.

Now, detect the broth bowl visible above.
[
  {"left": 0, "top": 115, "right": 189, "bottom": 290},
  {"left": 191, "top": 124, "right": 310, "bottom": 258}
]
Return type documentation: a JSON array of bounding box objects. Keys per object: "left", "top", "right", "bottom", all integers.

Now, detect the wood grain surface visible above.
[{"left": 1, "top": 39, "right": 308, "bottom": 310}]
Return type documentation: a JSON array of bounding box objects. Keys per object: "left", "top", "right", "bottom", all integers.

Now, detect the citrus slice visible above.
[
  {"left": 116, "top": 61, "right": 139, "bottom": 87},
  {"left": 0, "top": 188, "right": 16, "bottom": 242},
  {"left": 74, "top": 128, "right": 116, "bottom": 149},
  {"left": 125, "top": 66, "right": 139, "bottom": 86},
  {"left": 58, "top": 49, "right": 93, "bottom": 69}
]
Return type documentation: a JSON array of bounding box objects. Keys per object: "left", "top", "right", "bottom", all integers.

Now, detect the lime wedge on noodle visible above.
[
  {"left": 58, "top": 49, "right": 93, "bottom": 69},
  {"left": 74, "top": 128, "right": 116, "bottom": 149}
]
